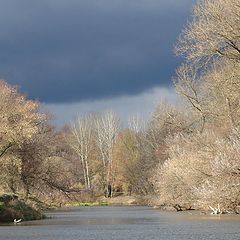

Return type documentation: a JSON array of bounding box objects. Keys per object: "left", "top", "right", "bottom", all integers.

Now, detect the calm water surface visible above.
[{"left": 0, "top": 206, "right": 239, "bottom": 240}]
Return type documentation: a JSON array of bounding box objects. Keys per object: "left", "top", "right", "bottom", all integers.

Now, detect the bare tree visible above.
[
  {"left": 152, "top": 131, "right": 214, "bottom": 210},
  {"left": 176, "top": 0, "right": 240, "bottom": 65},
  {"left": 94, "top": 111, "right": 121, "bottom": 197},
  {"left": 195, "top": 129, "right": 240, "bottom": 213},
  {"left": 70, "top": 115, "right": 93, "bottom": 190},
  {"left": 0, "top": 80, "right": 46, "bottom": 194},
  {"left": 175, "top": 64, "right": 207, "bottom": 133},
  {"left": 151, "top": 0, "right": 240, "bottom": 211},
  {"left": 128, "top": 114, "right": 145, "bottom": 133},
  {"left": 203, "top": 60, "right": 240, "bottom": 129},
  {"left": 0, "top": 80, "right": 45, "bottom": 159}
]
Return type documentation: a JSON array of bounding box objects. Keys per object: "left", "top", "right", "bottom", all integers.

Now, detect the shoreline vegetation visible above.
[
  {"left": 1, "top": 194, "right": 239, "bottom": 223},
  {"left": 0, "top": 194, "right": 44, "bottom": 223},
  {"left": 0, "top": 0, "right": 239, "bottom": 223}
]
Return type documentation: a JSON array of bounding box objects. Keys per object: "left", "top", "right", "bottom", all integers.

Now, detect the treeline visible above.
[
  {"left": 0, "top": 80, "right": 76, "bottom": 202},
  {"left": 152, "top": 0, "right": 240, "bottom": 213},
  {"left": 0, "top": 80, "right": 162, "bottom": 203},
  {"left": 0, "top": 0, "right": 239, "bottom": 213}
]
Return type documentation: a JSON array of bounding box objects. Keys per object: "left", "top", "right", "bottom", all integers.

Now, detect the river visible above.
[{"left": 0, "top": 206, "right": 239, "bottom": 240}]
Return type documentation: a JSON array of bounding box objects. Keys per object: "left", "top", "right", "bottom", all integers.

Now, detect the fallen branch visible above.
[{"left": 209, "top": 204, "right": 222, "bottom": 215}]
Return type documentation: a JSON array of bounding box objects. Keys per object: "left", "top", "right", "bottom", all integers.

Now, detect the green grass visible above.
[{"left": 65, "top": 202, "right": 109, "bottom": 207}]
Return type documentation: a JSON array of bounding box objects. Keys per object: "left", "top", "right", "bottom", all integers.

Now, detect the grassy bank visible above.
[
  {"left": 63, "top": 194, "right": 148, "bottom": 207},
  {"left": 0, "top": 195, "right": 45, "bottom": 223},
  {"left": 65, "top": 202, "right": 109, "bottom": 207},
  {"left": 102, "top": 195, "right": 151, "bottom": 206}
]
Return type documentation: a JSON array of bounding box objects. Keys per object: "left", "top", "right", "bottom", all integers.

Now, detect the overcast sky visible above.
[{"left": 0, "top": 0, "right": 195, "bottom": 125}]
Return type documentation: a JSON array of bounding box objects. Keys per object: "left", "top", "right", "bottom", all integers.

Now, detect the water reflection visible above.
[{"left": 0, "top": 206, "right": 239, "bottom": 240}]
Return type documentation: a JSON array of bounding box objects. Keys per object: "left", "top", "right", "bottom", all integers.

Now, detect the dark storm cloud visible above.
[{"left": 0, "top": 0, "right": 195, "bottom": 103}]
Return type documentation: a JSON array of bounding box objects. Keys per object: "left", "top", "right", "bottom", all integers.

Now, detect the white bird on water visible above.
[{"left": 13, "top": 219, "right": 22, "bottom": 224}]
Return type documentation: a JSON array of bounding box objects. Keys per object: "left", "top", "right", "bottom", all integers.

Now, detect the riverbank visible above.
[
  {"left": 98, "top": 195, "right": 240, "bottom": 215},
  {"left": 101, "top": 195, "right": 149, "bottom": 206},
  {"left": 61, "top": 194, "right": 149, "bottom": 208},
  {"left": 0, "top": 194, "right": 44, "bottom": 223}
]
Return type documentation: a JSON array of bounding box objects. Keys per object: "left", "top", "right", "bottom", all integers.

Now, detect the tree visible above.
[
  {"left": 17, "top": 125, "right": 51, "bottom": 199},
  {"left": 94, "top": 111, "right": 121, "bottom": 197},
  {"left": 202, "top": 60, "right": 240, "bottom": 129},
  {"left": 176, "top": 0, "right": 240, "bottom": 65},
  {"left": 195, "top": 130, "right": 240, "bottom": 213},
  {"left": 24, "top": 125, "right": 80, "bottom": 203},
  {"left": 0, "top": 80, "right": 46, "bottom": 194},
  {"left": 0, "top": 81, "right": 75, "bottom": 202},
  {"left": 175, "top": 64, "right": 207, "bottom": 133},
  {"left": 70, "top": 115, "right": 94, "bottom": 190},
  {"left": 128, "top": 114, "right": 145, "bottom": 133},
  {"left": 152, "top": 132, "right": 214, "bottom": 210},
  {"left": 0, "top": 80, "right": 45, "bottom": 159},
  {"left": 151, "top": 0, "right": 240, "bottom": 211}
]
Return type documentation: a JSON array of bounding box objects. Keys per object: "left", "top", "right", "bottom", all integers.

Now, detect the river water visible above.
[{"left": 0, "top": 206, "right": 239, "bottom": 240}]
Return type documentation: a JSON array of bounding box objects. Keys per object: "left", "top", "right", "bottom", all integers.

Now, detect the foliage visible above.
[
  {"left": 0, "top": 199, "right": 44, "bottom": 222},
  {"left": 0, "top": 202, "right": 4, "bottom": 212}
]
